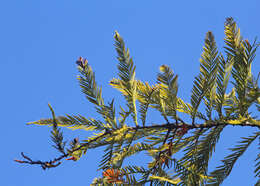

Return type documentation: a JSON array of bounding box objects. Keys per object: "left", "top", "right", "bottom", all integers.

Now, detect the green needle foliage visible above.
[{"left": 17, "top": 18, "right": 259, "bottom": 186}]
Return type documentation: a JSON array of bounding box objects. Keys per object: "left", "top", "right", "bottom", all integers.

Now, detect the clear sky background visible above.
[{"left": 1, "top": 0, "right": 259, "bottom": 185}]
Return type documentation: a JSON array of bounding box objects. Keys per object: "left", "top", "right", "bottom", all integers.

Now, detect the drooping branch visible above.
[
  {"left": 15, "top": 120, "right": 259, "bottom": 170},
  {"left": 15, "top": 131, "right": 109, "bottom": 170}
]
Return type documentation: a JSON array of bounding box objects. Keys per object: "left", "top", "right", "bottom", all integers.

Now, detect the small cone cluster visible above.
[{"left": 102, "top": 169, "right": 124, "bottom": 183}]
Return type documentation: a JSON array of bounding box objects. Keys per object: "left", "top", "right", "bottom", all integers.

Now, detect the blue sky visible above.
[{"left": 1, "top": 0, "right": 259, "bottom": 185}]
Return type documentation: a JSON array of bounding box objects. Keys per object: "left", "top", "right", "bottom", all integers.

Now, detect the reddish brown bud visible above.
[
  {"left": 66, "top": 156, "right": 77, "bottom": 161},
  {"left": 76, "top": 57, "right": 84, "bottom": 68},
  {"left": 78, "top": 56, "right": 83, "bottom": 62},
  {"left": 245, "top": 39, "right": 250, "bottom": 46},
  {"left": 76, "top": 57, "right": 88, "bottom": 69},
  {"left": 14, "top": 159, "right": 25, "bottom": 163}
]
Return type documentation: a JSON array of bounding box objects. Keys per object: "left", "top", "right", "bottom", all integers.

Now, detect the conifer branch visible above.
[
  {"left": 16, "top": 118, "right": 260, "bottom": 170},
  {"left": 207, "top": 132, "right": 259, "bottom": 185},
  {"left": 15, "top": 131, "right": 109, "bottom": 170},
  {"left": 16, "top": 18, "right": 259, "bottom": 185}
]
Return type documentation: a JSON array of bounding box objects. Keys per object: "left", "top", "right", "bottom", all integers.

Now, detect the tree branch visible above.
[
  {"left": 15, "top": 121, "right": 259, "bottom": 170},
  {"left": 15, "top": 132, "right": 109, "bottom": 170}
]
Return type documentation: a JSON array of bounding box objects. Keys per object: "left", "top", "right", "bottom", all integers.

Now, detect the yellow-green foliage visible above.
[{"left": 24, "top": 18, "right": 259, "bottom": 186}]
